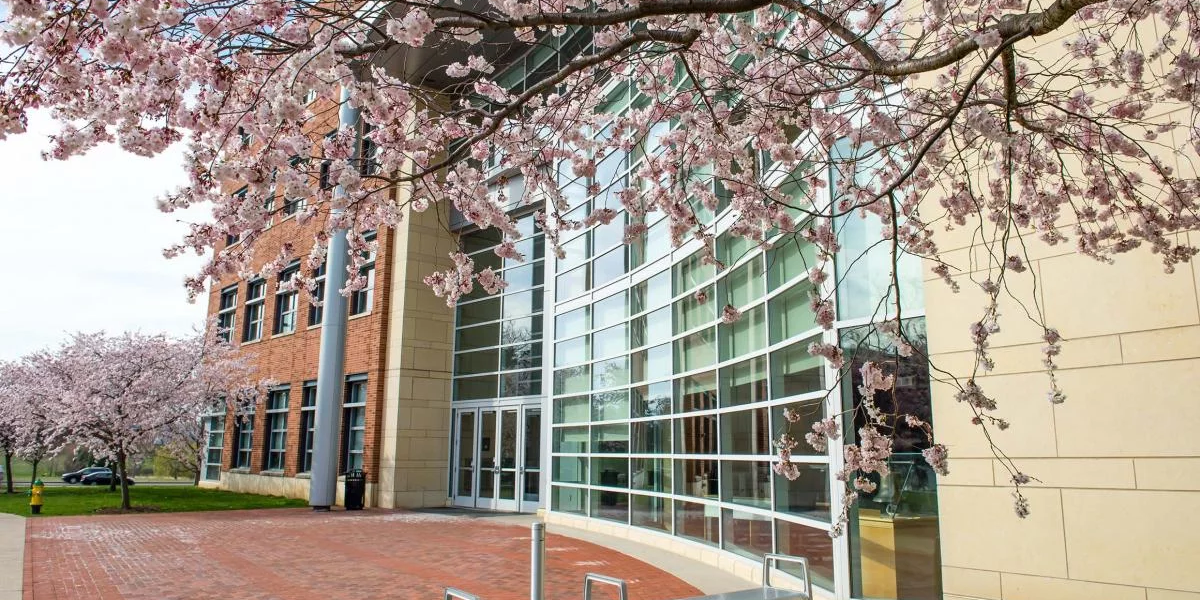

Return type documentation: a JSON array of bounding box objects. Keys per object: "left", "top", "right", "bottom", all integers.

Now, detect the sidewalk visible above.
[{"left": 0, "top": 514, "right": 24, "bottom": 600}]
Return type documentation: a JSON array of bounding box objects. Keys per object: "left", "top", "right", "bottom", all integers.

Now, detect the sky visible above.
[{"left": 0, "top": 112, "right": 209, "bottom": 360}]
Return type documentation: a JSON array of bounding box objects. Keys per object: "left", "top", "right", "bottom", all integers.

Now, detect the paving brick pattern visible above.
[{"left": 24, "top": 509, "right": 702, "bottom": 600}]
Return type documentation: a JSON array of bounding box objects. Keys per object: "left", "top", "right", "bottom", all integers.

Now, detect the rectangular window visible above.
[
  {"left": 242, "top": 279, "right": 265, "bottom": 342},
  {"left": 298, "top": 382, "right": 317, "bottom": 472},
  {"left": 274, "top": 263, "right": 299, "bottom": 335},
  {"left": 319, "top": 130, "right": 336, "bottom": 190},
  {"left": 216, "top": 286, "right": 237, "bottom": 343},
  {"left": 308, "top": 261, "right": 326, "bottom": 326},
  {"left": 225, "top": 187, "right": 248, "bottom": 246},
  {"left": 283, "top": 196, "right": 305, "bottom": 217},
  {"left": 360, "top": 123, "right": 380, "bottom": 176},
  {"left": 232, "top": 411, "right": 254, "bottom": 469},
  {"left": 263, "top": 388, "right": 289, "bottom": 471},
  {"left": 350, "top": 231, "right": 376, "bottom": 315},
  {"left": 202, "top": 414, "right": 225, "bottom": 481},
  {"left": 341, "top": 377, "right": 367, "bottom": 473}
]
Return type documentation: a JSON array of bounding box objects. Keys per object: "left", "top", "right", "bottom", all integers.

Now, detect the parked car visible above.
[
  {"left": 61, "top": 466, "right": 110, "bottom": 484},
  {"left": 79, "top": 469, "right": 135, "bottom": 486}
]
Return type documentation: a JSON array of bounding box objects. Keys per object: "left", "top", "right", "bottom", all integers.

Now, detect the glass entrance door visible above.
[{"left": 452, "top": 405, "right": 542, "bottom": 512}]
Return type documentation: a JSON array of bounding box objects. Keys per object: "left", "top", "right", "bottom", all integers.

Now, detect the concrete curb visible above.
[{"left": 0, "top": 513, "right": 25, "bottom": 600}]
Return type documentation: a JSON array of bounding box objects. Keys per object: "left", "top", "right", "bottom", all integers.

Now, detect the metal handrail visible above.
[
  {"left": 762, "top": 554, "right": 812, "bottom": 598},
  {"left": 444, "top": 588, "right": 480, "bottom": 600},
  {"left": 583, "top": 573, "right": 628, "bottom": 600}
]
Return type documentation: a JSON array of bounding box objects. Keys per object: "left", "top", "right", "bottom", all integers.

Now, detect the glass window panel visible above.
[
  {"left": 592, "top": 323, "right": 627, "bottom": 359},
  {"left": 770, "top": 400, "right": 825, "bottom": 457},
  {"left": 646, "top": 219, "right": 672, "bottom": 264},
  {"left": 722, "top": 509, "right": 774, "bottom": 560},
  {"left": 592, "top": 245, "right": 627, "bottom": 289},
  {"left": 501, "top": 316, "right": 543, "bottom": 345},
  {"left": 553, "top": 456, "right": 588, "bottom": 484},
  {"left": 454, "top": 349, "right": 498, "bottom": 376},
  {"left": 721, "top": 257, "right": 765, "bottom": 309},
  {"left": 463, "top": 229, "right": 502, "bottom": 254},
  {"left": 590, "top": 457, "right": 629, "bottom": 488},
  {"left": 552, "top": 426, "right": 589, "bottom": 453},
  {"left": 771, "top": 337, "right": 826, "bottom": 398},
  {"left": 675, "top": 328, "right": 716, "bottom": 372},
  {"left": 631, "top": 306, "right": 671, "bottom": 349},
  {"left": 508, "top": 236, "right": 545, "bottom": 267},
  {"left": 720, "top": 408, "right": 771, "bottom": 455},
  {"left": 553, "top": 396, "right": 590, "bottom": 424},
  {"left": 553, "top": 365, "right": 590, "bottom": 395},
  {"left": 774, "top": 462, "right": 831, "bottom": 521},
  {"left": 557, "top": 234, "right": 589, "bottom": 271},
  {"left": 500, "top": 369, "right": 541, "bottom": 397},
  {"left": 675, "top": 500, "right": 719, "bottom": 546},
  {"left": 631, "top": 420, "right": 672, "bottom": 455},
  {"left": 502, "top": 289, "right": 543, "bottom": 320},
  {"left": 719, "top": 304, "right": 766, "bottom": 361},
  {"left": 554, "top": 335, "right": 589, "bottom": 367},
  {"left": 631, "top": 494, "right": 671, "bottom": 532},
  {"left": 767, "top": 237, "right": 817, "bottom": 290},
  {"left": 552, "top": 486, "right": 587, "bottom": 515},
  {"left": 769, "top": 281, "right": 817, "bottom": 343},
  {"left": 676, "top": 415, "right": 718, "bottom": 455},
  {"left": 555, "top": 306, "right": 589, "bottom": 339},
  {"left": 501, "top": 343, "right": 542, "bottom": 370},
  {"left": 632, "top": 380, "right": 672, "bottom": 417},
  {"left": 590, "top": 489, "right": 629, "bottom": 523},
  {"left": 592, "top": 423, "right": 629, "bottom": 453},
  {"left": 673, "top": 251, "right": 716, "bottom": 295},
  {"left": 456, "top": 322, "right": 499, "bottom": 351},
  {"left": 454, "top": 375, "right": 497, "bottom": 401},
  {"left": 556, "top": 264, "right": 589, "bottom": 301},
  {"left": 675, "top": 460, "right": 719, "bottom": 499},
  {"left": 502, "top": 263, "right": 543, "bottom": 293},
  {"left": 720, "top": 356, "right": 768, "bottom": 408},
  {"left": 630, "top": 343, "right": 672, "bottom": 384},
  {"left": 592, "top": 390, "right": 630, "bottom": 421},
  {"left": 457, "top": 298, "right": 501, "bottom": 326},
  {"left": 642, "top": 270, "right": 671, "bottom": 311},
  {"left": 718, "top": 230, "right": 756, "bottom": 267},
  {"left": 676, "top": 371, "right": 717, "bottom": 413},
  {"left": 593, "top": 292, "right": 627, "bottom": 330},
  {"left": 592, "top": 357, "right": 630, "bottom": 390},
  {"left": 775, "top": 520, "right": 836, "bottom": 592},
  {"left": 592, "top": 216, "right": 626, "bottom": 256},
  {"left": 674, "top": 285, "right": 715, "bottom": 334}
]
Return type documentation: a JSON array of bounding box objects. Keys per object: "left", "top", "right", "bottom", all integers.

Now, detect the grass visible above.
[{"left": 0, "top": 485, "right": 307, "bottom": 517}]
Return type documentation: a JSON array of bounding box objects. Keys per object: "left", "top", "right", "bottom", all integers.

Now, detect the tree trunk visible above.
[
  {"left": 117, "top": 451, "right": 131, "bottom": 511},
  {"left": 29, "top": 458, "right": 40, "bottom": 489},
  {"left": 108, "top": 459, "right": 117, "bottom": 492},
  {"left": 3, "top": 451, "right": 12, "bottom": 493}
]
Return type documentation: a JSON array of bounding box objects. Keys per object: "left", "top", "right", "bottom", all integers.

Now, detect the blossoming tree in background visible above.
[
  {"left": 25, "top": 331, "right": 263, "bottom": 510},
  {"left": 0, "top": 358, "right": 67, "bottom": 489},
  {"left": 3, "top": 0, "right": 1198, "bottom": 519}
]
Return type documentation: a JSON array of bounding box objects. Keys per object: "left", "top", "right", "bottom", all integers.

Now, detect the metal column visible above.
[
  {"left": 310, "top": 85, "right": 361, "bottom": 510},
  {"left": 531, "top": 522, "right": 546, "bottom": 600}
]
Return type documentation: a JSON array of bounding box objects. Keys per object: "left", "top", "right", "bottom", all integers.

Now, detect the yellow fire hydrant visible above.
[{"left": 29, "top": 479, "right": 44, "bottom": 515}]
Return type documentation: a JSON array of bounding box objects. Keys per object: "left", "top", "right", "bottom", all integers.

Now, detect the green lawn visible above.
[{"left": 0, "top": 485, "right": 307, "bottom": 517}]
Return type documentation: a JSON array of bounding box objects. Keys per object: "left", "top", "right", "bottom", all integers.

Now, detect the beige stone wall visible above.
[
  {"left": 221, "top": 471, "right": 378, "bottom": 508},
  {"left": 927, "top": 226, "right": 1200, "bottom": 599},
  {"left": 375, "top": 193, "right": 459, "bottom": 509}
]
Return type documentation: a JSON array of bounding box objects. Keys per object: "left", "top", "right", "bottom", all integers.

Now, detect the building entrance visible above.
[{"left": 451, "top": 403, "right": 541, "bottom": 512}]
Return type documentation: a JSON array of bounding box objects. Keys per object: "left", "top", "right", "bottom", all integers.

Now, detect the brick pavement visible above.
[{"left": 23, "top": 509, "right": 702, "bottom": 600}]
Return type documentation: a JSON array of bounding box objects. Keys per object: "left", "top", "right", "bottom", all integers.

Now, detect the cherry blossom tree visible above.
[
  {"left": 3, "top": 0, "right": 1198, "bottom": 519},
  {"left": 0, "top": 373, "right": 17, "bottom": 494},
  {"left": 0, "top": 358, "right": 67, "bottom": 489},
  {"left": 31, "top": 331, "right": 262, "bottom": 510}
]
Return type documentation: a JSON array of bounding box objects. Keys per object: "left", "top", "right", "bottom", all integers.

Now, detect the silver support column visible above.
[
  {"left": 310, "top": 85, "right": 361, "bottom": 510},
  {"left": 531, "top": 522, "right": 545, "bottom": 600}
]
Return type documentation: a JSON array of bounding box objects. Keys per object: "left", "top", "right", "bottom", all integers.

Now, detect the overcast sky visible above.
[{"left": 0, "top": 112, "right": 209, "bottom": 360}]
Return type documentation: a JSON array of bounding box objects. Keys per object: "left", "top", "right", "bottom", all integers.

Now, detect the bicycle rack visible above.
[
  {"left": 444, "top": 587, "right": 480, "bottom": 600},
  {"left": 583, "top": 573, "right": 628, "bottom": 600},
  {"left": 762, "top": 553, "right": 812, "bottom": 598}
]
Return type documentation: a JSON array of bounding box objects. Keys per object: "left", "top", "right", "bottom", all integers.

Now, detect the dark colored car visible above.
[
  {"left": 80, "top": 469, "right": 135, "bottom": 486},
  {"left": 61, "top": 466, "right": 110, "bottom": 484}
]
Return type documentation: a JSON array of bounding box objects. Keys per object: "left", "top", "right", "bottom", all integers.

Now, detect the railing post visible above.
[{"left": 531, "top": 522, "right": 545, "bottom": 600}]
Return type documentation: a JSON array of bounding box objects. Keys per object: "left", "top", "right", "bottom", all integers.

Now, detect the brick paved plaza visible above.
[{"left": 22, "top": 509, "right": 702, "bottom": 600}]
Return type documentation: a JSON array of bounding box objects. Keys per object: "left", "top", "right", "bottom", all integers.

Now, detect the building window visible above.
[
  {"left": 342, "top": 376, "right": 367, "bottom": 473},
  {"left": 350, "top": 231, "right": 377, "bottom": 316},
  {"left": 304, "top": 89, "right": 318, "bottom": 105},
  {"left": 274, "top": 263, "right": 299, "bottom": 335},
  {"left": 308, "top": 261, "right": 326, "bottom": 327},
  {"left": 202, "top": 413, "right": 225, "bottom": 481},
  {"left": 319, "top": 130, "right": 336, "bottom": 190},
  {"left": 283, "top": 196, "right": 305, "bottom": 217},
  {"left": 264, "top": 388, "right": 289, "bottom": 471},
  {"left": 360, "top": 123, "right": 379, "bottom": 176},
  {"left": 298, "top": 381, "right": 317, "bottom": 472},
  {"left": 237, "top": 126, "right": 251, "bottom": 149},
  {"left": 243, "top": 279, "right": 266, "bottom": 342},
  {"left": 232, "top": 410, "right": 254, "bottom": 469},
  {"left": 216, "top": 285, "right": 237, "bottom": 343},
  {"left": 226, "top": 188, "right": 248, "bottom": 246}
]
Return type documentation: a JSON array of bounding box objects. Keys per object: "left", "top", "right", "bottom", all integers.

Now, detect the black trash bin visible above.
[{"left": 344, "top": 469, "right": 366, "bottom": 510}]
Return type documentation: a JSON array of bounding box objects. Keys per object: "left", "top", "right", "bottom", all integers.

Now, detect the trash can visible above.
[{"left": 344, "top": 469, "right": 366, "bottom": 510}]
